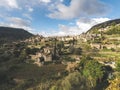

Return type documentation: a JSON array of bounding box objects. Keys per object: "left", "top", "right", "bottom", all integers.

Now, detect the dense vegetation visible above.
[
  {"left": 105, "top": 25, "right": 120, "bottom": 35},
  {"left": 0, "top": 41, "right": 110, "bottom": 90},
  {"left": 0, "top": 43, "right": 66, "bottom": 90},
  {"left": 86, "top": 19, "right": 120, "bottom": 90},
  {"left": 50, "top": 56, "right": 107, "bottom": 90}
]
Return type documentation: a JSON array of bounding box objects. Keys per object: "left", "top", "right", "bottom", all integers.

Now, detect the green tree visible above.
[
  {"left": 79, "top": 55, "right": 93, "bottom": 69},
  {"left": 116, "top": 59, "right": 120, "bottom": 72},
  {"left": 50, "top": 86, "right": 58, "bottom": 90},
  {"left": 52, "top": 38, "right": 60, "bottom": 60},
  {"left": 61, "top": 79, "right": 71, "bottom": 90},
  {"left": 50, "top": 72, "right": 88, "bottom": 90},
  {"left": 83, "top": 60, "right": 104, "bottom": 88},
  {"left": 57, "top": 41, "right": 64, "bottom": 55},
  {"left": 73, "top": 48, "right": 82, "bottom": 55},
  {"left": 19, "top": 49, "right": 27, "bottom": 62}
]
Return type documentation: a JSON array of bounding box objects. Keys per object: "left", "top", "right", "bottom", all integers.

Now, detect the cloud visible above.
[
  {"left": 0, "top": 0, "right": 52, "bottom": 32},
  {"left": 0, "top": 0, "right": 19, "bottom": 9},
  {"left": 60, "top": 0, "right": 64, "bottom": 2},
  {"left": 18, "top": 0, "right": 51, "bottom": 7},
  {"left": 0, "top": 0, "right": 111, "bottom": 36},
  {"left": 58, "top": 24, "right": 80, "bottom": 35},
  {"left": 43, "top": 17, "right": 110, "bottom": 36},
  {"left": 28, "top": 7, "right": 34, "bottom": 12},
  {"left": 76, "top": 17, "right": 110, "bottom": 32},
  {"left": 29, "top": 8, "right": 33, "bottom": 12},
  {"left": 7, "top": 17, "right": 31, "bottom": 27},
  {"left": 23, "top": 13, "right": 33, "bottom": 20},
  {"left": 0, "top": 0, "right": 51, "bottom": 11},
  {"left": 0, "top": 17, "right": 33, "bottom": 32},
  {"left": 48, "top": 0, "right": 108, "bottom": 19},
  {"left": 40, "top": 0, "right": 51, "bottom": 3}
]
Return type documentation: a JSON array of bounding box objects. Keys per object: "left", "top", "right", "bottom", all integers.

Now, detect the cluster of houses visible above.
[
  {"left": 23, "top": 26, "right": 120, "bottom": 67},
  {"left": 25, "top": 35, "right": 50, "bottom": 44},
  {"left": 29, "top": 46, "right": 53, "bottom": 66},
  {"left": 29, "top": 43, "right": 61, "bottom": 66},
  {"left": 56, "top": 36, "right": 80, "bottom": 41}
]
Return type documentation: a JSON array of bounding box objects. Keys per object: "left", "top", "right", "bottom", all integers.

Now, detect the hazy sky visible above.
[{"left": 0, "top": 0, "right": 120, "bottom": 36}]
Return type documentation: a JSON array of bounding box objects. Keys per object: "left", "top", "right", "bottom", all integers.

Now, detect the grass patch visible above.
[{"left": 0, "top": 63, "right": 66, "bottom": 90}]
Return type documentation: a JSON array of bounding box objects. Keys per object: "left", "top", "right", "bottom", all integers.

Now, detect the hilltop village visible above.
[
  {"left": 2, "top": 24, "right": 120, "bottom": 68},
  {"left": 21, "top": 23, "right": 120, "bottom": 68}
]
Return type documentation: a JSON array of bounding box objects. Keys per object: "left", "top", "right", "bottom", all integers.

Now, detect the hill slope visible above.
[
  {"left": 0, "top": 27, "right": 33, "bottom": 44},
  {"left": 87, "top": 19, "right": 120, "bottom": 33},
  {"left": 84, "top": 18, "right": 120, "bottom": 61}
]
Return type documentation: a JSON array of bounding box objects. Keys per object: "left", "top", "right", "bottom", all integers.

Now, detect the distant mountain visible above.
[
  {"left": 0, "top": 27, "right": 33, "bottom": 44},
  {"left": 87, "top": 19, "right": 120, "bottom": 33}
]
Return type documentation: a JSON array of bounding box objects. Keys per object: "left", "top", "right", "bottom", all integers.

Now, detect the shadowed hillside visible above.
[{"left": 0, "top": 27, "right": 33, "bottom": 44}]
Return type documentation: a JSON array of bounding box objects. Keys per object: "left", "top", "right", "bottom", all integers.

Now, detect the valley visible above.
[{"left": 0, "top": 19, "right": 120, "bottom": 90}]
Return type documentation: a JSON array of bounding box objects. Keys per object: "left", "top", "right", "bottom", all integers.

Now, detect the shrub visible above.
[{"left": 83, "top": 60, "right": 104, "bottom": 88}]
